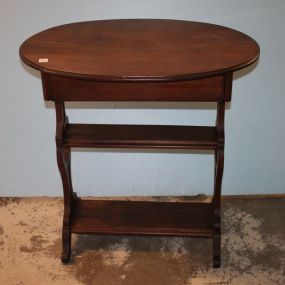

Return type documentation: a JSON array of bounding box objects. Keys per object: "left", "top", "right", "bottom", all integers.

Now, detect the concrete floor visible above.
[{"left": 0, "top": 196, "right": 284, "bottom": 285}]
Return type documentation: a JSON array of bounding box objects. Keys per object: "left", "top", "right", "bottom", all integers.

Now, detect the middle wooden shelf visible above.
[{"left": 63, "top": 124, "right": 218, "bottom": 150}]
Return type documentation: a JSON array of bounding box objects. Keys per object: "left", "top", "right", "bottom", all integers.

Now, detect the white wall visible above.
[{"left": 0, "top": 0, "right": 284, "bottom": 197}]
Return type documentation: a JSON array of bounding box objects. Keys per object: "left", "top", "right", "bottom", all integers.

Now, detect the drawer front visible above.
[{"left": 42, "top": 74, "right": 226, "bottom": 102}]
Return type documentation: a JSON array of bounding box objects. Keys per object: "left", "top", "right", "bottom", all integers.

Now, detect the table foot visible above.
[{"left": 61, "top": 253, "right": 70, "bottom": 264}]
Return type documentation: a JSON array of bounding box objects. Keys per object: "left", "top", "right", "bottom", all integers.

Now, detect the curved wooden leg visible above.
[
  {"left": 213, "top": 148, "right": 224, "bottom": 268},
  {"left": 57, "top": 146, "right": 73, "bottom": 264},
  {"left": 212, "top": 101, "right": 225, "bottom": 268}
]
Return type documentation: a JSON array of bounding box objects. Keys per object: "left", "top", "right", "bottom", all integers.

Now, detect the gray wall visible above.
[{"left": 0, "top": 0, "right": 284, "bottom": 196}]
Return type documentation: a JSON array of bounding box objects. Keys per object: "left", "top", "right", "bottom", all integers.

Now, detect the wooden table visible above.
[{"left": 20, "top": 19, "right": 259, "bottom": 267}]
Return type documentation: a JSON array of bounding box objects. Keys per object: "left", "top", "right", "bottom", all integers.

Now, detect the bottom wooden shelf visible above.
[{"left": 70, "top": 199, "right": 214, "bottom": 238}]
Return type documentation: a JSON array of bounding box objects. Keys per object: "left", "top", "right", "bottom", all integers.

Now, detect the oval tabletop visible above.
[{"left": 20, "top": 19, "right": 259, "bottom": 82}]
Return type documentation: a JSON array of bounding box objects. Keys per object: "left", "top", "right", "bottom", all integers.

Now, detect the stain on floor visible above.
[{"left": 0, "top": 196, "right": 284, "bottom": 285}]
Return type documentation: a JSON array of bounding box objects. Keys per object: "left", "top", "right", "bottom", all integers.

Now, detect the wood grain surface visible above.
[{"left": 20, "top": 19, "right": 259, "bottom": 81}]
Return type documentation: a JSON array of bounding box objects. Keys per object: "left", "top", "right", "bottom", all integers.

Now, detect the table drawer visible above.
[{"left": 42, "top": 74, "right": 225, "bottom": 102}]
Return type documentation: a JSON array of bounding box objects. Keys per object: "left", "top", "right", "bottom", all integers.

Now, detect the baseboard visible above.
[{"left": 221, "top": 194, "right": 285, "bottom": 200}]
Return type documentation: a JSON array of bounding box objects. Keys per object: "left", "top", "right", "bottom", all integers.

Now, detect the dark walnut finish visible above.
[{"left": 20, "top": 19, "right": 259, "bottom": 268}]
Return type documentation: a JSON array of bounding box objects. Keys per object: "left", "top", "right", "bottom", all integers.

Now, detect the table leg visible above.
[
  {"left": 213, "top": 147, "right": 224, "bottom": 268},
  {"left": 55, "top": 102, "right": 76, "bottom": 263},
  {"left": 57, "top": 146, "right": 74, "bottom": 263},
  {"left": 212, "top": 101, "right": 225, "bottom": 268}
]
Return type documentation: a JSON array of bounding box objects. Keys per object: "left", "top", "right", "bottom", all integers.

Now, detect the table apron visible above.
[{"left": 42, "top": 73, "right": 228, "bottom": 102}]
